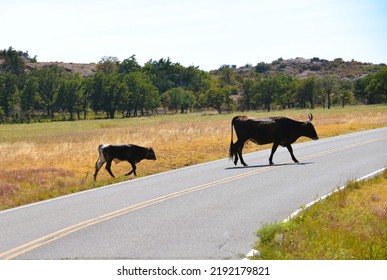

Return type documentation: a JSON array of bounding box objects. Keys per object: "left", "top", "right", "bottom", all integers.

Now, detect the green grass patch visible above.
[{"left": 253, "top": 170, "right": 387, "bottom": 260}]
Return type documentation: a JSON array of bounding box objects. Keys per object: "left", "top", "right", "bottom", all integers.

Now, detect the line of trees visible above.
[
  {"left": 1, "top": 47, "right": 386, "bottom": 123},
  {"left": 239, "top": 73, "right": 356, "bottom": 111}
]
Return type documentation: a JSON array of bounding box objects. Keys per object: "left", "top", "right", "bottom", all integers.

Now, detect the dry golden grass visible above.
[{"left": 1, "top": 105, "right": 386, "bottom": 209}]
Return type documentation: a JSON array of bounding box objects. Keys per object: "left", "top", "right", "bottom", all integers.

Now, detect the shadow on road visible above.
[{"left": 225, "top": 162, "right": 314, "bottom": 170}]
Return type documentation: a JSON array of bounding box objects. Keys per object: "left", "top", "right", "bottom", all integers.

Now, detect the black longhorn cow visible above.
[
  {"left": 94, "top": 144, "right": 156, "bottom": 180},
  {"left": 230, "top": 114, "right": 318, "bottom": 166}
]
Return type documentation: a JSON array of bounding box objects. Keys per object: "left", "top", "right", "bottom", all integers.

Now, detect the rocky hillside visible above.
[
  {"left": 2, "top": 53, "right": 386, "bottom": 80},
  {"left": 25, "top": 61, "right": 97, "bottom": 77},
  {"left": 233, "top": 57, "right": 386, "bottom": 80}
]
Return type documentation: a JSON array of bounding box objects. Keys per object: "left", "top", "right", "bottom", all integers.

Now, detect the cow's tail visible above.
[{"left": 229, "top": 117, "right": 237, "bottom": 160}]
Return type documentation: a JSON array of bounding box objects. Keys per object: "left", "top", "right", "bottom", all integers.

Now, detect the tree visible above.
[
  {"left": 143, "top": 85, "right": 161, "bottom": 115},
  {"left": 275, "top": 74, "right": 295, "bottom": 109},
  {"left": 179, "top": 90, "right": 195, "bottom": 113},
  {"left": 164, "top": 87, "right": 183, "bottom": 113},
  {"left": 353, "top": 75, "right": 370, "bottom": 104},
  {"left": 90, "top": 71, "right": 105, "bottom": 114},
  {"left": 205, "top": 87, "right": 225, "bottom": 114},
  {"left": 255, "top": 62, "right": 270, "bottom": 73},
  {"left": 143, "top": 58, "right": 178, "bottom": 93},
  {"left": 180, "top": 66, "right": 211, "bottom": 94},
  {"left": 80, "top": 77, "right": 93, "bottom": 119},
  {"left": 91, "top": 72, "right": 127, "bottom": 119},
  {"left": 295, "top": 76, "right": 318, "bottom": 109},
  {"left": 164, "top": 87, "right": 195, "bottom": 113},
  {"left": 118, "top": 55, "right": 141, "bottom": 74},
  {"left": 102, "top": 73, "right": 127, "bottom": 119},
  {"left": 124, "top": 71, "right": 160, "bottom": 116},
  {"left": 365, "top": 67, "right": 387, "bottom": 104},
  {"left": 218, "top": 66, "right": 235, "bottom": 86},
  {"left": 203, "top": 80, "right": 234, "bottom": 114},
  {"left": 338, "top": 79, "right": 353, "bottom": 108},
  {"left": 0, "top": 47, "right": 26, "bottom": 75},
  {"left": 241, "top": 79, "right": 255, "bottom": 111},
  {"left": 21, "top": 75, "right": 39, "bottom": 121},
  {"left": 0, "top": 73, "right": 19, "bottom": 121},
  {"left": 353, "top": 67, "right": 387, "bottom": 104},
  {"left": 321, "top": 75, "right": 336, "bottom": 109},
  {"left": 255, "top": 77, "right": 281, "bottom": 112},
  {"left": 34, "top": 65, "right": 64, "bottom": 118},
  {"left": 56, "top": 74, "right": 84, "bottom": 120},
  {"left": 97, "top": 56, "right": 120, "bottom": 74}
]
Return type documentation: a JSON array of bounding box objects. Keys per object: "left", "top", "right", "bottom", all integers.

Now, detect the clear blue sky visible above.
[{"left": 1, "top": 0, "right": 386, "bottom": 70}]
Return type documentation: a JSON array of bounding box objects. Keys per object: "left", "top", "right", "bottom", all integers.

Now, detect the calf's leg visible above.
[
  {"left": 105, "top": 160, "right": 115, "bottom": 178},
  {"left": 125, "top": 161, "right": 137, "bottom": 176}
]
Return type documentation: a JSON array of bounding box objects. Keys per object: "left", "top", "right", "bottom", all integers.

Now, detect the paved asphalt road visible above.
[{"left": 0, "top": 127, "right": 386, "bottom": 260}]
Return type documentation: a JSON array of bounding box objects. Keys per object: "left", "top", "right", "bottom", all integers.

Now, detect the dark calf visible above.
[{"left": 94, "top": 144, "right": 156, "bottom": 180}]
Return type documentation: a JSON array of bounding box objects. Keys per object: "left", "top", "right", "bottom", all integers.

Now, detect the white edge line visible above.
[{"left": 243, "top": 167, "right": 386, "bottom": 260}]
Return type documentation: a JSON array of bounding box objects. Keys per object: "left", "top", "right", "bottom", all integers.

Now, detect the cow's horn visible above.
[{"left": 308, "top": 113, "right": 313, "bottom": 122}]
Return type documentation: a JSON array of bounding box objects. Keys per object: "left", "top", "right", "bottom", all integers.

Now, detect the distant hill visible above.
[
  {"left": 231, "top": 57, "right": 386, "bottom": 80},
  {"left": 25, "top": 61, "right": 98, "bottom": 77},
  {"left": 1, "top": 54, "right": 386, "bottom": 80}
]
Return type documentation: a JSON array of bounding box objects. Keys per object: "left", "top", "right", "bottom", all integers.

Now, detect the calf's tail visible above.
[{"left": 94, "top": 144, "right": 104, "bottom": 181}]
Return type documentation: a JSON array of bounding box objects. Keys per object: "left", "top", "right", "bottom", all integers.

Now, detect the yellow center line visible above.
[
  {"left": 1, "top": 135, "right": 386, "bottom": 259},
  {"left": 301, "top": 136, "right": 387, "bottom": 161},
  {"left": 0, "top": 165, "right": 279, "bottom": 260}
]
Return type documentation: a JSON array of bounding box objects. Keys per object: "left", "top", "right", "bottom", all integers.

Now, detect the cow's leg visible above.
[
  {"left": 232, "top": 141, "right": 239, "bottom": 166},
  {"left": 125, "top": 161, "right": 137, "bottom": 176},
  {"left": 269, "top": 143, "right": 279, "bottom": 165},
  {"left": 105, "top": 160, "right": 115, "bottom": 178},
  {"left": 235, "top": 139, "right": 248, "bottom": 166},
  {"left": 94, "top": 158, "right": 105, "bottom": 180},
  {"left": 286, "top": 144, "right": 299, "bottom": 163}
]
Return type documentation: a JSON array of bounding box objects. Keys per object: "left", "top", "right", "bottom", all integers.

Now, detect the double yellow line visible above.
[
  {"left": 0, "top": 165, "right": 279, "bottom": 260},
  {"left": 1, "top": 135, "right": 386, "bottom": 259}
]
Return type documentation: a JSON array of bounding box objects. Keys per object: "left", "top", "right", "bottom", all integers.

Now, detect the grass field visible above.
[
  {"left": 1, "top": 105, "right": 387, "bottom": 209},
  {"left": 253, "top": 169, "right": 387, "bottom": 260}
]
